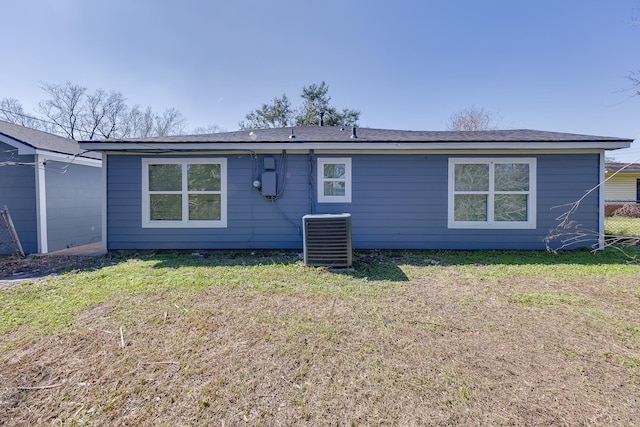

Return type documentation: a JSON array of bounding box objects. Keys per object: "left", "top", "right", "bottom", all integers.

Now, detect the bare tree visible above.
[
  {"left": 0, "top": 98, "right": 43, "bottom": 129},
  {"left": 1, "top": 81, "right": 193, "bottom": 139},
  {"left": 127, "top": 106, "right": 154, "bottom": 138},
  {"left": 446, "top": 106, "right": 501, "bottom": 131},
  {"left": 124, "top": 105, "right": 186, "bottom": 138},
  {"left": 191, "top": 124, "right": 225, "bottom": 134},
  {"left": 37, "top": 82, "right": 86, "bottom": 139},
  {"left": 625, "top": 11, "right": 640, "bottom": 95},
  {"left": 154, "top": 107, "right": 186, "bottom": 136},
  {"left": 629, "top": 72, "right": 640, "bottom": 95},
  {"left": 85, "top": 89, "right": 128, "bottom": 139}
]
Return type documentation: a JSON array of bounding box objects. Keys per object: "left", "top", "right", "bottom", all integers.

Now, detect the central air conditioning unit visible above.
[{"left": 302, "top": 213, "right": 352, "bottom": 267}]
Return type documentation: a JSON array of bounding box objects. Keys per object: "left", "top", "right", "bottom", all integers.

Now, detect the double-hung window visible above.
[
  {"left": 448, "top": 158, "right": 536, "bottom": 229},
  {"left": 318, "top": 158, "right": 352, "bottom": 203},
  {"left": 142, "top": 158, "right": 227, "bottom": 228}
]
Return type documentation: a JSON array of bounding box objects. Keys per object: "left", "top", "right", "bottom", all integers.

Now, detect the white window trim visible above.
[
  {"left": 142, "top": 158, "right": 227, "bottom": 228},
  {"left": 448, "top": 157, "right": 536, "bottom": 229},
  {"left": 317, "top": 157, "right": 352, "bottom": 203}
]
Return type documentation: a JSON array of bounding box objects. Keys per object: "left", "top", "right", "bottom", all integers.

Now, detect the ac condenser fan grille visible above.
[{"left": 303, "top": 214, "right": 352, "bottom": 267}]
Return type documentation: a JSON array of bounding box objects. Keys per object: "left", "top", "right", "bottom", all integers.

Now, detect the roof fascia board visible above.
[
  {"left": 103, "top": 149, "right": 304, "bottom": 156},
  {"left": 315, "top": 148, "right": 606, "bottom": 155},
  {"left": 0, "top": 135, "right": 100, "bottom": 165},
  {"left": 80, "top": 141, "right": 632, "bottom": 151},
  {"left": 35, "top": 149, "right": 102, "bottom": 167},
  {"left": 101, "top": 148, "right": 607, "bottom": 156}
]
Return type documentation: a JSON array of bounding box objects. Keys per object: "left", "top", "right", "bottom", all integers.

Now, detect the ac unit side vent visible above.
[{"left": 303, "top": 214, "right": 352, "bottom": 267}]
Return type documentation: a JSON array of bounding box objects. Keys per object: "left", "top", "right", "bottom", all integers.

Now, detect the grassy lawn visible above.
[
  {"left": 1, "top": 249, "right": 640, "bottom": 426},
  {"left": 605, "top": 216, "right": 640, "bottom": 237}
]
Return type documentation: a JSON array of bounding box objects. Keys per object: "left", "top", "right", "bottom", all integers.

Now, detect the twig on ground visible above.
[
  {"left": 17, "top": 383, "right": 63, "bottom": 391},
  {"left": 119, "top": 326, "right": 125, "bottom": 348},
  {"left": 610, "top": 342, "right": 640, "bottom": 358},
  {"left": 138, "top": 360, "right": 178, "bottom": 365}
]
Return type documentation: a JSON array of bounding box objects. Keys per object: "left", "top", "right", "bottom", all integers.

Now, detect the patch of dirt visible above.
[{"left": 0, "top": 254, "right": 105, "bottom": 289}]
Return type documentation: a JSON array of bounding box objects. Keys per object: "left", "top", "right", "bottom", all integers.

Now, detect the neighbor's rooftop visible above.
[{"left": 605, "top": 162, "right": 640, "bottom": 173}]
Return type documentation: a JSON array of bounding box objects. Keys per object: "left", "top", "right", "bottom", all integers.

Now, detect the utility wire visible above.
[{"left": 0, "top": 107, "right": 66, "bottom": 130}]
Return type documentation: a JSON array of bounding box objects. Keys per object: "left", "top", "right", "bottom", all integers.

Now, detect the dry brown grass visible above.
[{"left": 1, "top": 251, "right": 639, "bottom": 426}]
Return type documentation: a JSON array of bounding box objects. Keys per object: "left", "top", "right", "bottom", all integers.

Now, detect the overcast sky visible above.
[{"left": 2, "top": 0, "right": 640, "bottom": 161}]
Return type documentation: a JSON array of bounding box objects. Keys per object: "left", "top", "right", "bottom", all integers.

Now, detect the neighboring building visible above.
[
  {"left": 0, "top": 120, "right": 102, "bottom": 254},
  {"left": 80, "top": 127, "right": 632, "bottom": 251},
  {"left": 604, "top": 162, "right": 640, "bottom": 216}
]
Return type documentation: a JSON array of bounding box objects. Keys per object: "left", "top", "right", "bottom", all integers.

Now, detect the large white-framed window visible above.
[
  {"left": 448, "top": 157, "right": 536, "bottom": 229},
  {"left": 142, "top": 158, "right": 227, "bottom": 228},
  {"left": 317, "top": 157, "right": 352, "bottom": 203}
]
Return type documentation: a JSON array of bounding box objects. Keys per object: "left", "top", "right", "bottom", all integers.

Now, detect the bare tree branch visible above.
[
  {"left": 155, "top": 107, "right": 186, "bottom": 136},
  {"left": 545, "top": 162, "right": 640, "bottom": 255},
  {"left": 191, "top": 124, "right": 225, "bottom": 134},
  {"left": 1, "top": 81, "right": 211, "bottom": 139},
  {"left": 0, "top": 98, "right": 43, "bottom": 129},
  {"left": 37, "top": 81, "right": 86, "bottom": 139},
  {"left": 446, "top": 106, "right": 501, "bottom": 131}
]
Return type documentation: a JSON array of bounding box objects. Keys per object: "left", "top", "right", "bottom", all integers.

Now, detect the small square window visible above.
[{"left": 318, "top": 158, "right": 352, "bottom": 203}]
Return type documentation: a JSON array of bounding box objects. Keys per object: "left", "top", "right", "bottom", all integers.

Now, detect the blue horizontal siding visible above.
[
  {"left": 107, "top": 154, "right": 309, "bottom": 250},
  {"left": 106, "top": 152, "right": 601, "bottom": 250},
  {"left": 0, "top": 144, "right": 37, "bottom": 254},
  {"left": 45, "top": 162, "right": 102, "bottom": 251}
]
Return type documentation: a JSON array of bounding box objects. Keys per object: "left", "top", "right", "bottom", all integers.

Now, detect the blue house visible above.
[
  {"left": 79, "top": 126, "right": 632, "bottom": 252},
  {"left": 0, "top": 120, "right": 102, "bottom": 254}
]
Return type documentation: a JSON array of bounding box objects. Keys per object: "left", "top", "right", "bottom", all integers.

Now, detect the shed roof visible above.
[{"left": 0, "top": 120, "right": 100, "bottom": 159}]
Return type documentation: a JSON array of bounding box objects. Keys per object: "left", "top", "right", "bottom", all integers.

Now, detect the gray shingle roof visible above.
[
  {"left": 88, "top": 126, "right": 633, "bottom": 144},
  {"left": 0, "top": 120, "right": 100, "bottom": 159},
  {"left": 605, "top": 162, "right": 640, "bottom": 173}
]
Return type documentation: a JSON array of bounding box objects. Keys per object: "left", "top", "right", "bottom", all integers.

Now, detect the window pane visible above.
[
  {"left": 324, "top": 163, "right": 345, "bottom": 179},
  {"left": 454, "top": 194, "right": 487, "bottom": 221},
  {"left": 495, "top": 163, "right": 529, "bottom": 191},
  {"left": 150, "top": 194, "right": 182, "bottom": 220},
  {"left": 189, "top": 194, "right": 221, "bottom": 220},
  {"left": 455, "top": 164, "right": 489, "bottom": 191},
  {"left": 188, "top": 164, "right": 221, "bottom": 191},
  {"left": 495, "top": 194, "right": 528, "bottom": 221},
  {"left": 149, "top": 164, "right": 181, "bottom": 191},
  {"left": 324, "top": 181, "right": 345, "bottom": 197}
]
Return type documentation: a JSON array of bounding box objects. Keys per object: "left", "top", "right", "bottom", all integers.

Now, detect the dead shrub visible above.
[{"left": 613, "top": 203, "right": 640, "bottom": 218}]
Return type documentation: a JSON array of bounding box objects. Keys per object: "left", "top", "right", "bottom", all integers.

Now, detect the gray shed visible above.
[{"left": 0, "top": 120, "right": 102, "bottom": 254}]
